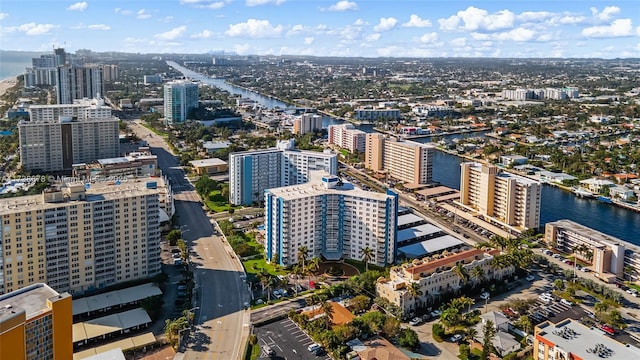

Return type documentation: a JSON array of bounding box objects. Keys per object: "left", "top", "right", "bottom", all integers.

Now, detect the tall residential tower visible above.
[
  {"left": 365, "top": 134, "right": 435, "bottom": 185},
  {"left": 163, "top": 80, "right": 199, "bottom": 125}
]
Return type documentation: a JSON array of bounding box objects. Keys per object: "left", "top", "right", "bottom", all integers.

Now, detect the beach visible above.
[{"left": 0, "top": 76, "right": 18, "bottom": 98}]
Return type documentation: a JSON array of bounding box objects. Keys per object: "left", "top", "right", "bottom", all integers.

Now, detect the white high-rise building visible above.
[
  {"left": 56, "top": 65, "right": 104, "bottom": 104},
  {"left": 0, "top": 177, "right": 171, "bottom": 294},
  {"left": 265, "top": 175, "right": 398, "bottom": 266},
  {"left": 19, "top": 99, "right": 120, "bottom": 172},
  {"left": 229, "top": 140, "right": 337, "bottom": 205},
  {"left": 163, "top": 80, "right": 199, "bottom": 125},
  {"left": 328, "top": 124, "right": 366, "bottom": 153}
]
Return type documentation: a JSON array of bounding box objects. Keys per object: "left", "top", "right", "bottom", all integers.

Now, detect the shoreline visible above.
[{"left": 0, "top": 75, "right": 19, "bottom": 98}]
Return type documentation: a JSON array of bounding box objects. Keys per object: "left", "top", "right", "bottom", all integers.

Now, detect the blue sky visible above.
[{"left": 1, "top": 1, "right": 639, "bottom": 57}]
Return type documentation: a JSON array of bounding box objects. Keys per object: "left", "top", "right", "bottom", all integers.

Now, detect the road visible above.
[{"left": 128, "top": 121, "right": 251, "bottom": 360}]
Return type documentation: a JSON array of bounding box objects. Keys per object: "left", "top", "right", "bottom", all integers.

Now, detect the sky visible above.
[{"left": 1, "top": 1, "right": 639, "bottom": 58}]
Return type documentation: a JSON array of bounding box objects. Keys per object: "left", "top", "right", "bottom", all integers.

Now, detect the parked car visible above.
[
  {"left": 449, "top": 334, "right": 464, "bottom": 343},
  {"left": 409, "top": 317, "right": 422, "bottom": 326},
  {"left": 526, "top": 275, "right": 535, "bottom": 281},
  {"left": 308, "top": 343, "right": 321, "bottom": 353},
  {"left": 560, "top": 299, "right": 574, "bottom": 306},
  {"left": 262, "top": 346, "right": 275, "bottom": 356},
  {"left": 177, "top": 285, "right": 187, "bottom": 291},
  {"left": 601, "top": 325, "right": 616, "bottom": 335},
  {"left": 430, "top": 309, "right": 442, "bottom": 318},
  {"left": 480, "top": 292, "right": 490, "bottom": 300}
]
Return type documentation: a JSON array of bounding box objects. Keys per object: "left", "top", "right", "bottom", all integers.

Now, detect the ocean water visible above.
[{"left": 0, "top": 51, "right": 45, "bottom": 79}]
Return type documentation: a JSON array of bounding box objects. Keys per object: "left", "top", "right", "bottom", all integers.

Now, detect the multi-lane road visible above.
[{"left": 128, "top": 121, "right": 250, "bottom": 360}]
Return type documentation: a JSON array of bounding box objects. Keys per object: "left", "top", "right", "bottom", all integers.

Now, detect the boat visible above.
[
  {"left": 597, "top": 196, "right": 613, "bottom": 204},
  {"left": 571, "top": 186, "right": 594, "bottom": 198}
]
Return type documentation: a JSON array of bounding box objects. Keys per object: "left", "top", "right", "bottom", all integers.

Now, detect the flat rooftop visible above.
[
  {"left": 0, "top": 177, "right": 166, "bottom": 214},
  {"left": 73, "top": 283, "right": 162, "bottom": 316},
  {"left": 397, "top": 223, "right": 442, "bottom": 243},
  {"left": 405, "top": 248, "right": 500, "bottom": 275},
  {"left": 536, "top": 319, "right": 640, "bottom": 360},
  {"left": 189, "top": 158, "right": 227, "bottom": 167},
  {"left": 267, "top": 180, "right": 392, "bottom": 202},
  {"left": 547, "top": 219, "right": 627, "bottom": 247},
  {"left": 397, "top": 213, "right": 425, "bottom": 227},
  {"left": 0, "top": 283, "right": 62, "bottom": 320},
  {"left": 398, "top": 235, "right": 464, "bottom": 258}
]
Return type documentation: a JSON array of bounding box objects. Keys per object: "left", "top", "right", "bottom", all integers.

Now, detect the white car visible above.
[
  {"left": 449, "top": 334, "right": 464, "bottom": 342},
  {"left": 480, "top": 292, "right": 490, "bottom": 300},
  {"left": 560, "top": 299, "right": 573, "bottom": 306},
  {"left": 308, "top": 344, "right": 321, "bottom": 353},
  {"left": 409, "top": 317, "right": 422, "bottom": 326},
  {"left": 526, "top": 275, "right": 535, "bottom": 281},
  {"left": 430, "top": 309, "right": 442, "bottom": 318}
]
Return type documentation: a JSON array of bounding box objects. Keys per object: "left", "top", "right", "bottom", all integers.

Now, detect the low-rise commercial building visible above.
[
  {"left": 0, "top": 283, "right": 72, "bottom": 360},
  {"left": 265, "top": 175, "right": 398, "bottom": 267},
  {"left": 189, "top": 158, "right": 228, "bottom": 175},
  {"left": 72, "top": 150, "right": 158, "bottom": 178},
  {"left": 355, "top": 108, "right": 400, "bottom": 121},
  {"left": 534, "top": 319, "right": 639, "bottom": 360},
  {"left": 376, "top": 247, "right": 513, "bottom": 314}
]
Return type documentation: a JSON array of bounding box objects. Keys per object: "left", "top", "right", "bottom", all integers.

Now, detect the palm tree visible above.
[
  {"left": 291, "top": 265, "right": 303, "bottom": 296},
  {"left": 517, "top": 315, "right": 532, "bottom": 334},
  {"left": 452, "top": 263, "right": 470, "bottom": 287},
  {"left": 489, "top": 235, "right": 508, "bottom": 251},
  {"left": 594, "top": 302, "right": 609, "bottom": 315},
  {"left": 322, "top": 301, "right": 334, "bottom": 329},
  {"left": 440, "top": 307, "right": 461, "bottom": 330},
  {"left": 307, "top": 257, "right": 321, "bottom": 285},
  {"left": 362, "top": 246, "right": 373, "bottom": 272},
  {"left": 407, "top": 282, "right": 423, "bottom": 310},
  {"left": 470, "top": 266, "right": 485, "bottom": 286},
  {"left": 481, "top": 320, "right": 496, "bottom": 360},
  {"left": 297, "top": 246, "right": 309, "bottom": 273},
  {"left": 458, "top": 296, "right": 475, "bottom": 314},
  {"left": 466, "top": 327, "right": 478, "bottom": 342},
  {"left": 585, "top": 249, "right": 594, "bottom": 264},
  {"left": 624, "top": 265, "right": 636, "bottom": 280}
]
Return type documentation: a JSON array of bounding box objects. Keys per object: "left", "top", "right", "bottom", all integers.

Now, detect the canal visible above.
[{"left": 169, "top": 61, "right": 640, "bottom": 245}]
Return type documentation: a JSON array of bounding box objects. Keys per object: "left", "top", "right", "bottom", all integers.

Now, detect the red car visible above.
[{"left": 601, "top": 325, "right": 616, "bottom": 335}]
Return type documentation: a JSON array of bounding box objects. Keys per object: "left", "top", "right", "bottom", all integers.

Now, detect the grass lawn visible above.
[
  {"left": 141, "top": 122, "right": 167, "bottom": 136},
  {"left": 245, "top": 342, "right": 261, "bottom": 360},
  {"left": 627, "top": 283, "right": 640, "bottom": 292},
  {"left": 243, "top": 257, "right": 286, "bottom": 281},
  {"left": 205, "top": 190, "right": 235, "bottom": 213},
  {"left": 344, "top": 258, "right": 385, "bottom": 273}
]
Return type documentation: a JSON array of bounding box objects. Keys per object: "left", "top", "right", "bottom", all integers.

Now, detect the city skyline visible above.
[{"left": 0, "top": 1, "right": 638, "bottom": 58}]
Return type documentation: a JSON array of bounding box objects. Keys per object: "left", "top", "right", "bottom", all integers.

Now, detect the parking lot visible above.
[{"left": 254, "top": 318, "right": 330, "bottom": 360}]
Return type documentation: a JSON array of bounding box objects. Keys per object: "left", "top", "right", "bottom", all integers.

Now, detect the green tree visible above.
[
  {"left": 322, "top": 301, "right": 335, "bottom": 329},
  {"left": 407, "top": 282, "right": 423, "bottom": 309},
  {"left": 516, "top": 315, "right": 532, "bottom": 334},
  {"left": 397, "top": 328, "right": 420, "bottom": 350},
  {"left": 595, "top": 302, "right": 610, "bottom": 315},
  {"left": 166, "top": 229, "right": 182, "bottom": 246},
  {"left": 297, "top": 246, "right": 309, "bottom": 273},
  {"left": 362, "top": 246, "right": 373, "bottom": 272},
  {"left": 554, "top": 279, "right": 565, "bottom": 291},
  {"left": 349, "top": 295, "right": 372, "bottom": 314},
  {"left": 466, "top": 327, "right": 478, "bottom": 342},
  {"left": 452, "top": 263, "right": 470, "bottom": 288},
  {"left": 459, "top": 343, "right": 471, "bottom": 359},
  {"left": 382, "top": 316, "right": 401, "bottom": 339},
  {"left": 481, "top": 320, "right": 496, "bottom": 360},
  {"left": 470, "top": 266, "right": 485, "bottom": 286}
]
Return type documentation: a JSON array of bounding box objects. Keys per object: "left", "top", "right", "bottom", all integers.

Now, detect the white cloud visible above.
[
  {"left": 304, "top": 37, "right": 314, "bottom": 44},
  {"left": 353, "top": 19, "right": 366, "bottom": 26},
  {"left": 471, "top": 27, "right": 535, "bottom": 42},
  {"left": 557, "top": 15, "right": 585, "bottom": 25},
  {"left": 450, "top": 37, "right": 467, "bottom": 47},
  {"left": 67, "top": 2, "right": 87, "bottom": 11},
  {"left": 179, "top": 0, "right": 225, "bottom": 9},
  {"left": 0, "top": 13, "right": 8, "bottom": 20},
  {"left": 191, "top": 29, "right": 213, "bottom": 38},
  {"left": 402, "top": 14, "right": 431, "bottom": 28},
  {"left": 115, "top": 8, "right": 133, "bottom": 16},
  {"left": 438, "top": 7, "right": 515, "bottom": 32},
  {"left": 420, "top": 32, "right": 438, "bottom": 43},
  {"left": 287, "top": 24, "right": 305, "bottom": 36},
  {"left": 246, "top": 0, "right": 285, "bottom": 6},
  {"left": 5, "top": 23, "right": 59, "bottom": 35},
  {"left": 233, "top": 43, "right": 251, "bottom": 55},
  {"left": 155, "top": 25, "right": 187, "bottom": 40},
  {"left": 590, "top": 6, "right": 620, "bottom": 21},
  {"left": 517, "top": 11, "right": 553, "bottom": 23},
  {"left": 225, "top": 19, "right": 283, "bottom": 38},
  {"left": 160, "top": 16, "right": 173, "bottom": 23},
  {"left": 373, "top": 17, "right": 397, "bottom": 32},
  {"left": 365, "top": 33, "right": 381, "bottom": 42},
  {"left": 582, "top": 19, "right": 635, "bottom": 38},
  {"left": 87, "top": 24, "right": 111, "bottom": 30},
  {"left": 137, "top": 9, "right": 152, "bottom": 20},
  {"left": 325, "top": 1, "right": 358, "bottom": 12}
]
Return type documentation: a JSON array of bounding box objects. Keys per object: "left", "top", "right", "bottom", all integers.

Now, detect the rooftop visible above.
[
  {"left": 0, "top": 283, "right": 65, "bottom": 320},
  {"left": 73, "top": 283, "right": 162, "bottom": 316},
  {"left": 536, "top": 319, "right": 640, "bottom": 360},
  {"left": 0, "top": 177, "right": 166, "bottom": 214},
  {"left": 547, "top": 219, "right": 627, "bottom": 247},
  {"left": 267, "top": 179, "right": 392, "bottom": 202},
  {"left": 189, "top": 158, "right": 228, "bottom": 167},
  {"left": 397, "top": 213, "right": 425, "bottom": 227},
  {"left": 397, "top": 223, "right": 442, "bottom": 243},
  {"left": 405, "top": 248, "right": 500, "bottom": 275},
  {"left": 398, "top": 235, "right": 464, "bottom": 258}
]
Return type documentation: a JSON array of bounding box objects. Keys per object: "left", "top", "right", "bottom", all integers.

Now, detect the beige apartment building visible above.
[
  {"left": 376, "top": 247, "right": 513, "bottom": 314},
  {"left": 459, "top": 163, "right": 541, "bottom": 231},
  {"left": 328, "top": 124, "right": 366, "bottom": 153},
  {"left": 544, "top": 219, "right": 640, "bottom": 282},
  {"left": 19, "top": 99, "right": 119, "bottom": 172},
  {"left": 365, "top": 134, "right": 434, "bottom": 185},
  {"left": 0, "top": 177, "right": 172, "bottom": 295}
]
